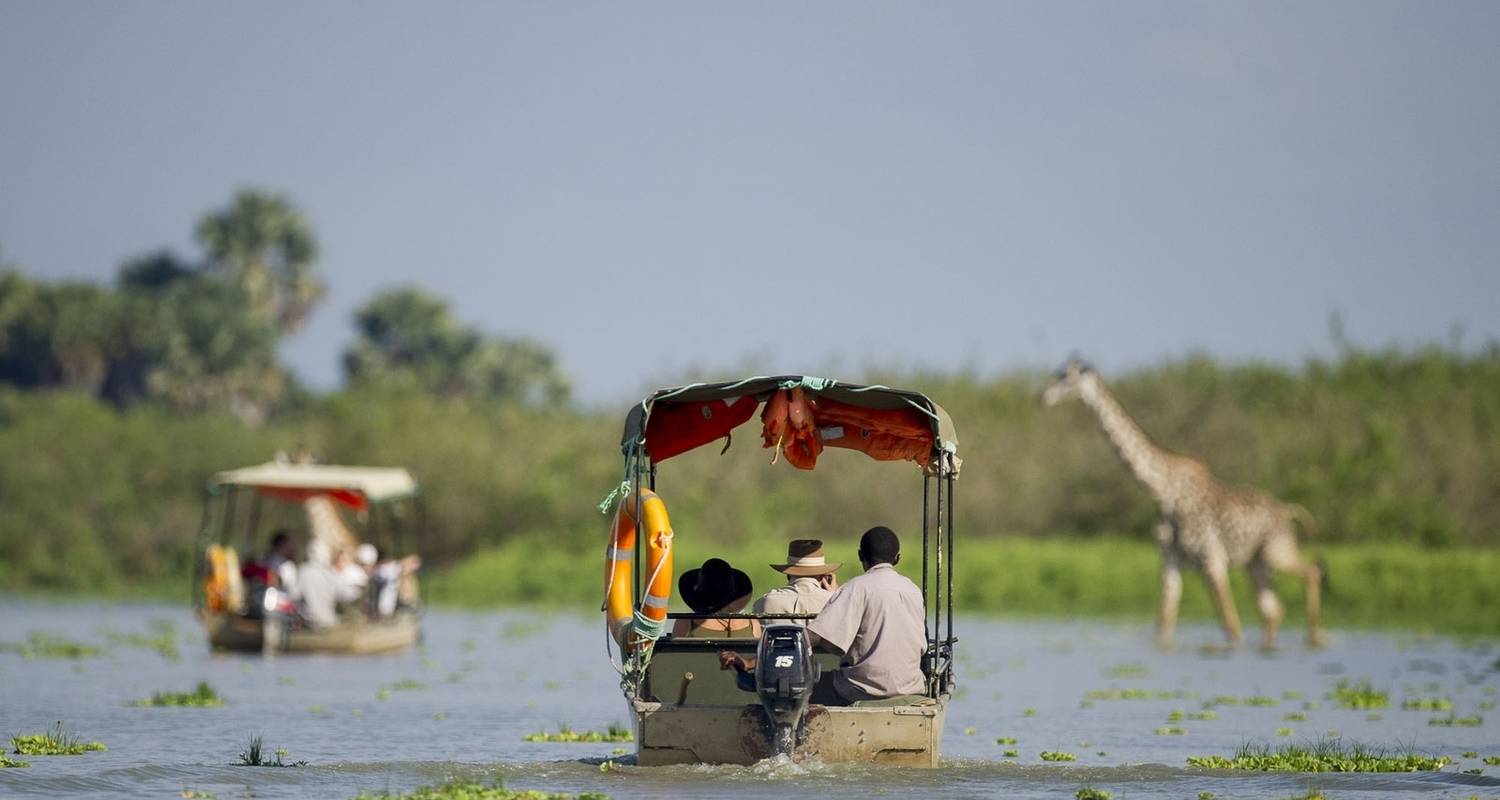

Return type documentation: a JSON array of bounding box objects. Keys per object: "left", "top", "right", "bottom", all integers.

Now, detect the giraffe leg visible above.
[
  {"left": 1156, "top": 547, "right": 1183, "bottom": 649},
  {"left": 1249, "top": 557, "right": 1283, "bottom": 650},
  {"left": 1263, "top": 537, "right": 1326, "bottom": 647},
  {"left": 1202, "top": 559, "right": 1243, "bottom": 647}
]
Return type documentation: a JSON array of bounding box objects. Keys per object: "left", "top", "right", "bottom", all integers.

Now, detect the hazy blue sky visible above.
[{"left": 3, "top": 2, "right": 1496, "bottom": 404}]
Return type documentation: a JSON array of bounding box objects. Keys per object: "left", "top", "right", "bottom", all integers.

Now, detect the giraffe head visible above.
[{"left": 1041, "top": 356, "right": 1096, "bottom": 406}]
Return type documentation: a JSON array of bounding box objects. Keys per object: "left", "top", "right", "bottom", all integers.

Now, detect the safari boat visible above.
[
  {"left": 194, "top": 460, "right": 426, "bottom": 655},
  {"left": 602, "top": 376, "right": 959, "bottom": 766}
]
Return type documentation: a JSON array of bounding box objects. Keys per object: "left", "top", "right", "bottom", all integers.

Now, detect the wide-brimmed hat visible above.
[
  {"left": 678, "top": 558, "right": 753, "bottom": 614},
  {"left": 771, "top": 539, "right": 842, "bottom": 577}
]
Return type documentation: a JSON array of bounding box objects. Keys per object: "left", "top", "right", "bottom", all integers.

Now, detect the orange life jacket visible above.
[{"left": 645, "top": 395, "right": 758, "bottom": 462}]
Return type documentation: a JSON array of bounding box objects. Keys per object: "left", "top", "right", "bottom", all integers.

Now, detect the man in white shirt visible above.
[
  {"left": 752, "top": 539, "right": 840, "bottom": 622},
  {"left": 723, "top": 526, "right": 928, "bottom": 704}
]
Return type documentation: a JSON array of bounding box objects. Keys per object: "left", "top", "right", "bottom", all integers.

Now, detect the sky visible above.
[{"left": 2, "top": 2, "right": 1497, "bottom": 405}]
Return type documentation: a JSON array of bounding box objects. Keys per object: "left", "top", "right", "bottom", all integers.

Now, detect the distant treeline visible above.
[{"left": 1, "top": 346, "right": 1496, "bottom": 594}]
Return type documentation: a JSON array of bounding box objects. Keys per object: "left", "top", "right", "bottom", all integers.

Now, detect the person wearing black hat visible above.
[
  {"left": 752, "top": 539, "right": 841, "bottom": 623},
  {"left": 670, "top": 558, "right": 761, "bottom": 638},
  {"left": 721, "top": 526, "right": 926, "bottom": 704}
]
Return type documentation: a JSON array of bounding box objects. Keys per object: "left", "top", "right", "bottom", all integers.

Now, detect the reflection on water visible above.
[{"left": 1, "top": 598, "right": 1497, "bottom": 799}]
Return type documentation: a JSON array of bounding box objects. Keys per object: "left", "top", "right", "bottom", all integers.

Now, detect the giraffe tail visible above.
[{"left": 1288, "top": 504, "right": 1320, "bottom": 537}]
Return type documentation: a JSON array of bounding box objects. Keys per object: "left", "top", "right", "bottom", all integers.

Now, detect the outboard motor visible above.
[{"left": 754, "top": 623, "right": 819, "bottom": 756}]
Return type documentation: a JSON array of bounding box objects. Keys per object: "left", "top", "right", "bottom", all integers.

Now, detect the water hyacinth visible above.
[
  {"left": 522, "top": 723, "right": 632, "bottom": 743},
  {"left": 10, "top": 722, "right": 106, "bottom": 755},
  {"left": 1040, "top": 750, "right": 1077, "bottom": 762},
  {"left": 134, "top": 681, "right": 225, "bottom": 707},
  {"left": 1187, "top": 739, "right": 1450, "bottom": 772},
  {"left": 1329, "top": 679, "right": 1388, "bottom": 709},
  {"left": 351, "top": 778, "right": 608, "bottom": 799}
]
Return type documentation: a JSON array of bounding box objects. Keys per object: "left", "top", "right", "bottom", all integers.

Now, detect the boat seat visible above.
[{"left": 642, "top": 636, "right": 842, "bottom": 706}]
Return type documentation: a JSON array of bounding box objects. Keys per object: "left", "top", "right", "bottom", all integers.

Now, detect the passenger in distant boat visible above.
[
  {"left": 721, "top": 527, "right": 927, "bottom": 704},
  {"left": 332, "top": 546, "right": 369, "bottom": 613},
  {"left": 370, "top": 548, "right": 423, "bottom": 616},
  {"left": 244, "top": 530, "right": 298, "bottom": 590},
  {"left": 671, "top": 558, "right": 761, "bottom": 638},
  {"left": 752, "top": 539, "right": 840, "bottom": 623},
  {"left": 296, "top": 540, "right": 344, "bottom": 629}
]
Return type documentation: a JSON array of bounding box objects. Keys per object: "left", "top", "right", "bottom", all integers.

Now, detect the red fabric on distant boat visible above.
[{"left": 255, "top": 486, "right": 368, "bottom": 510}]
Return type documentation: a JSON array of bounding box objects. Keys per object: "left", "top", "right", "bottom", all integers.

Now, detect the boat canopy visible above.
[
  {"left": 209, "top": 463, "right": 420, "bottom": 508},
  {"left": 620, "top": 375, "right": 959, "bottom": 472}
]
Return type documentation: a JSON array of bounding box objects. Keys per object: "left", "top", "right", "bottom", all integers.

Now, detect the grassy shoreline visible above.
[{"left": 428, "top": 535, "right": 1500, "bottom": 636}]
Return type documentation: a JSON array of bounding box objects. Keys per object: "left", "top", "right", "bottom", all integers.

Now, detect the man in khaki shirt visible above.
[
  {"left": 752, "top": 539, "right": 840, "bottom": 622},
  {"left": 723, "top": 526, "right": 928, "bottom": 704}
]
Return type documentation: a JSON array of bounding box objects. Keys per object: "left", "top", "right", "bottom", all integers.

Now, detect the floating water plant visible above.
[
  {"left": 386, "top": 679, "right": 428, "bottom": 692},
  {"left": 1329, "top": 679, "right": 1388, "bottom": 709},
  {"left": 523, "top": 723, "right": 632, "bottom": 743},
  {"left": 11, "top": 722, "right": 106, "bottom": 755},
  {"left": 1275, "top": 727, "right": 1294, "bottom": 737},
  {"left": 1485, "top": 756, "right": 1500, "bottom": 766},
  {"left": 235, "top": 736, "right": 305, "bottom": 767},
  {"left": 1283, "top": 712, "right": 1307, "bottom": 722},
  {"left": 1040, "top": 750, "right": 1077, "bottom": 761},
  {"left": 1207, "top": 694, "right": 1277, "bottom": 707},
  {"left": 0, "top": 631, "right": 103, "bottom": 660},
  {"left": 1107, "top": 663, "right": 1150, "bottom": 678},
  {"left": 102, "top": 620, "right": 181, "bottom": 660},
  {"left": 1167, "top": 710, "right": 1184, "bottom": 723},
  {"left": 1186, "top": 739, "right": 1450, "bottom": 772},
  {"left": 1427, "top": 714, "right": 1482, "bottom": 727},
  {"left": 996, "top": 736, "right": 1017, "bottom": 745},
  {"left": 1155, "top": 726, "right": 1187, "bottom": 736},
  {"left": 1087, "top": 688, "right": 1192, "bottom": 701},
  {"left": 180, "top": 789, "right": 216, "bottom": 799},
  {"left": 963, "top": 726, "right": 976, "bottom": 735},
  {"left": 1075, "top": 788, "right": 1113, "bottom": 800},
  {"left": 1401, "top": 697, "right": 1452, "bottom": 711},
  {"left": 353, "top": 778, "right": 608, "bottom": 799},
  {"left": 1024, "top": 707, "right": 1037, "bottom": 717},
  {"left": 1188, "top": 710, "right": 1218, "bottom": 721},
  {"left": 1003, "top": 749, "right": 1019, "bottom": 757},
  {"left": 135, "top": 681, "right": 225, "bottom": 707},
  {"left": 0, "top": 752, "right": 28, "bottom": 768}
]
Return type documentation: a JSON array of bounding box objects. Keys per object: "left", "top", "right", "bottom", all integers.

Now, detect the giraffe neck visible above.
[{"left": 1078, "top": 377, "right": 1176, "bottom": 505}]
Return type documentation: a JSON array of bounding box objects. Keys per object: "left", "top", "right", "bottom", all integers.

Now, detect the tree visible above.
[
  {"left": 344, "top": 287, "right": 569, "bottom": 405},
  {"left": 195, "top": 189, "right": 323, "bottom": 333}
]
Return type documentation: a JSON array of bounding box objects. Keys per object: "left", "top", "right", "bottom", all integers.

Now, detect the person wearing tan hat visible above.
[{"left": 751, "top": 539, "right": 841, "bottom": 623}]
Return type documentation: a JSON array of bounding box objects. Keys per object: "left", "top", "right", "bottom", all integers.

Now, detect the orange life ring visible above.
[{"left": 605, "top": 489, "right": 674, "bottom": 648}]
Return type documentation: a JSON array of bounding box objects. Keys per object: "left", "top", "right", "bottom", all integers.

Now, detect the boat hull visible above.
[
  {"left": 631, "top": 696, "right": 948, "bottom": 766},
  {"left": 201, "top": 612, "right": 420, "bottom": 655}
]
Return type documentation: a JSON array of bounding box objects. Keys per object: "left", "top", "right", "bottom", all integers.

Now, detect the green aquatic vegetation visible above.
[
  {"left": 108, "top": 619, "right": 181, "bottom": 659},
  {"left": 1281, "top": 690, "right": 1304, "bottom": 700},
  {"left": 1207, "top": 694, "right": 1277, "bottom": 707},
  {"left": 1003, "top": 749, "right": 1019, "bottom": 757},
  {"left": 1087, "top": 688, "right": 1192, "bottom": 701},
  {"left": 0, "top": 752, "right": 29, "bottom": 768},
  {"left": 1483, "top": 756, "right": 1500, "bottom": 765},
  {"left": 1427, "top": 714, "right": 1482, "bottom": 727},
  {"left": 523, "top": 723, "right": 632, "bottom": 743},
  {"left": 1401, "top": 697, "right": 1452, "bottom": 711},
  {"left": 1330, "top": 679, "right": 1388, "bottom": 709},
  {"left": 996, "top": 736, "right": 1018, "bottom": 745},
  {"left": 1197, "top": 793, "right": 1217, "bottom": 800},
  {"left": 1075, "top": 788, "right": 1112, "bottom": 800},
  {"left": 387, "top": 679, "right": 428, "bottom": 691},
  {"left": 181, "top": 789, "right": 217, "bottom": 799},
  {"left": 1276, "top": 727, "right": 1294, "bottom": 737},
  {"left": 1461, "top": 751, "right": 1477, "bottom": 758},
  {"left": 1188, "top": 710, "right": 1218, "bottom": 721},
  {"left": 1040, "top": 750, "right": 1077, "bottom": 762},
  {"left": 11, "top": 722, "right": 106, "bottom": 755},
  {"left": 1024, "top": 707, "right": 1037, "bottom": 717},
  {"left": 1284, "top": 712, "right": 1307, "bottom": 722},
  {"left": 135, "top": 681, "right": 225, "bottom": 707},
  {"left": 309, "top": 705, "right": 325, "bottom": 715},
  {"left": 1481, "top": 701, "right": 1497, "bottom": 711},
  {"left": 1155, "top": 726, "right": 1187, "bottom": 736},
  {"left": 1186, "top": 739, "right": 1451, "bottom": 772},
  {"left": 1107, "top": 663, "right": 1150, "bottom": 678},
  {"left": 352, "top": 778, "right": 607, "bottom": 799},
  {"left": 433, "top": 713, "right": 447, "bottom": 721},
  {"left": 0, "top": 631, "right": 103, "bottom": 660},
  {"left": 235, "top": 736, "right": 305, "bottom": 767},
  {"left": 1167, "top": 710, "right": 1184, "bottom": 723},
  {"left": 376, "top": 689, "right": 392, "bottom": 701},
  {"left": 1279, "top": 793, "right": 1327, "bottom": 800},
  {"left": 963, "top": 726, "right": 976, "bottom": 735}
]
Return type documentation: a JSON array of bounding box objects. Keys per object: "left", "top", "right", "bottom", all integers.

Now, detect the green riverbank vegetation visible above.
[
  {"left": 2, "top": 191, "right": 1498, "bottom": 633},
  {"left": 235, "top": 736, "right": 305, "bottom": 767}
]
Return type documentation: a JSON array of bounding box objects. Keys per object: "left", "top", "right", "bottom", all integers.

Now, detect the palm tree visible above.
[{"left": 195, "top": 189, "right": 324, "bottom": 333}]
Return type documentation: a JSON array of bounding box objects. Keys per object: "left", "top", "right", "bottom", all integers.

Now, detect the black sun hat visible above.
[{"left": 678, "top": 558, "right": 753, "bottom": 614}]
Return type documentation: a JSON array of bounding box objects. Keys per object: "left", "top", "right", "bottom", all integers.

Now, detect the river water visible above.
[{"left": 1, "top": 599, "right": 1497, "bottom": 799}]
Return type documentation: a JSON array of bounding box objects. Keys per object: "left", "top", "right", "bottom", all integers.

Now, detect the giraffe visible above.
[{"left": 1041, "top": 358, "right": 1325, "bottom": 648}]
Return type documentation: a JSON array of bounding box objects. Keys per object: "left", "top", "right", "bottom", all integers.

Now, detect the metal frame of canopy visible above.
[{"left": 611, "top": 375, "right": 959, "bottom": 702}]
